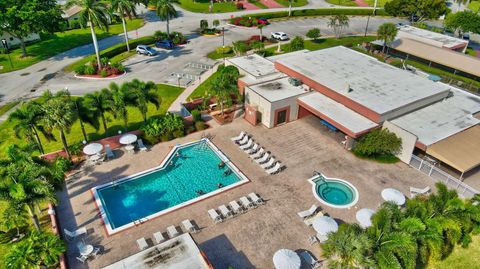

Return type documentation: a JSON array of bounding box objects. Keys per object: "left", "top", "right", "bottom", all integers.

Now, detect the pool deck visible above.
[{"left": 56, "top": 116, "right": 436, "bottom": 269}]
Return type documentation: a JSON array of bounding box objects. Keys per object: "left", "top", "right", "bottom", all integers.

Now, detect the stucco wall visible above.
[
  {"left": 244, "top": 87, "right": 273, "bottom": 128},
  {"left": 1, "top": 33, "right": 40, "bottom": 48},
  {"left": 382, "top": 121, "right": 418, "bottom": 163}
]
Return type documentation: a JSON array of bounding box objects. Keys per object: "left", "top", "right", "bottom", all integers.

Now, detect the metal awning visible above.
[{"left": 426, "top": 125, "right": 480, "bottom": 173}]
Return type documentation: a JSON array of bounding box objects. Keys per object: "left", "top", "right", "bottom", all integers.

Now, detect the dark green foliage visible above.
[
  {"left": 194, "top": 121, "right": 208, "bottom": 131},
  {"left": 306, "top": 28, "right": 321, "bottom": 40},
  {"left": 190, "top": 109, "right": 202, "bottom": 122},
  {"left": 354, "top": 129, "right": 402, "bottom": 158},
  {"left": 384, "top": 0, "right": 448, "bottom": 21},
  {"left": 141, "top": 113, "right": 185, "bottom": 143},
  {"left": 75, "top": 65, "right": 86, "bottom": 75},
  {"left": 100, "top": 69, "right": 108, "bottom": 77},
  {"left": 444, "top": 11, "right": 480, "bottom": 34},
  {"left": 288, "top": 36, "right": 305, "bottom": 51},
  {"left": 84, "top": 65, "right": 96, "bottom": 75},
  {"left": 172, "top": 129, "right": 185, "bottom": 138}
]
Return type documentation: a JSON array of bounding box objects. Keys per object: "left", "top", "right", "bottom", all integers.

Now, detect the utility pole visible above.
[{"left": 364, "top": 0, "right": 377, "bottom": 37}]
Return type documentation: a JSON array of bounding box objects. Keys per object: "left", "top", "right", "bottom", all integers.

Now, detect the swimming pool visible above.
[
  {"left": 92, "top": 139, "right": 249, "bottom": 234},
  {"left": 308, "top": 173, "right": 359, "bottom": 209}
]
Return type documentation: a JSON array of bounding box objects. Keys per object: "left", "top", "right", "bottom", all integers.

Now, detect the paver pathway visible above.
[
  {"left": 240, "top": 0, "right": 261, "bottom": 10},
  {"left": 260, "top": 0, "right": 284, "bottom": 8},
  {"left": 354, "top": 0, "right": 370, "bottom": 7}
]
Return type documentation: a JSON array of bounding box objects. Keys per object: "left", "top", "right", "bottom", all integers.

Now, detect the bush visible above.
[
  {"left": 215, "top": 46, "right": 233, "bottom": 54},
  {"left": 69, "top": 20, "right": 81, "bottom": 29},
  {"left": 172, "top": 129, "right": 185, "bottom": 138},
  {"left": 306, "top": 28, "right": 321, "bottom": 40},
  {"left": 233, "top": 41, "right": 250, "bottom": 55},
  {"left": 161, "top": 132, "right": 173, "bottom": 142},
  {"left": 195, "top": 121, "right": 208, "bottom": 131},
  {"left": 191, "top": 109, "right": 202, "bottom": 122},
  {"left": 84, "top": 65, "right": 96, "bottom": 75},
  {"left": 230, "top": 9, "right": 389, "bottom": 22},
  {"left": 248, "top": 35, "right": 267, "bottom": 42},
  {"left": 74, "top": 65, "right": 86, "bottom": 75},
  {"left": 288, "top": 36, "right": 305, "bottom": 52},
  {"left": 353, "top": 129, "right": 402, "bottom": 158},
  {"left": 100, "top": 69, "right": 108, "bottom": 77}
]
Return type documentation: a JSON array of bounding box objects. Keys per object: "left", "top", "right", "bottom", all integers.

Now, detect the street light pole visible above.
[{"left": 364, "top": 0, "right": 377, "bottom": 37}]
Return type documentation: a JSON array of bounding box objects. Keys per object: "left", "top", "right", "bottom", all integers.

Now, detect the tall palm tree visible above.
[
  {"left": 377, "top": 22, "right": 398, "bottom": 53},
  {"left": 127, "top": 79, "right": 161, "bottom": 122},
  {"left": 108, "top": 82, "right": 135, "bottom": 131},
  {"left": 1, "top": 203, "right": 29, "bottom": 238},
  {"left": 84, "top": 89, "right": 112, "bottom": 134},
  {"left": 111, "top": 0, "right": 137, "bottom": 52},
  {"left": 41, "top": 92, "right": 77, "bottom": 159},
  {"left": 287, "top": 0, "right": 297, "bottom": 17},
  {"left": 66, "top": 0, "right": 110, "bottom": 69},
  {"left": 210, "top": 68, "right": 239, "bottom": 118},
  {"left": 328, "top": 14, "right": 349, "bottom": 39},
  {"left": 74, "top": 97, "right": 100, "bottom": 143},
  {"left": 156, "top": 0, "right": 178, "bottom": 37}
]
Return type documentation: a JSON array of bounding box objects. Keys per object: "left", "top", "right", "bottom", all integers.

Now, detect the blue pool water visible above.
[
  {"left": 316, "top": 180, "right": 355, "bottom": 206},
  {"left": 96, "top": 141, "right": 241, "bottom": 229}
]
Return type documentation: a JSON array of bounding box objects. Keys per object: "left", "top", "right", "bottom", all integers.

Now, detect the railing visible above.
[{"left": 409, "top": 154, "right": 479, "bottom": 198}]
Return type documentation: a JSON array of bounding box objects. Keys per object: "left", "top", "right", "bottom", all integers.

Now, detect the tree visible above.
[
  {"left": 108, "top": 82, "right": 135, "bottom": 131},
  {"left": 288, "top": 0, "right": 297, "bottom": 17},
  {"left": 353, "top": 129, "right": 402, "bottom": 158},
  {"left": 257, "top": 24, "right": 265, "bottom": 40},
  {"left": 111, "top": 0, "right": 137, "bottom": 52},
  {"left": 377, "top": 22, "right": 398, "bottom": 53},
  {"left": 200, "top": 19, "right": 209, "bottom": 30},
  {"left": 1, "top": 203, "right": 29, "bottom": 239},
  {"left": 328, "top": 15, "right": 349, "bottom": 39},
  {"left": 384, "top": 0, "right": 448, "bottom": 22},
  {"left": 127, "top": 79, "right": 161, "bottom": 122},
  {"left": 84, "top": 89, "right": 112, "bottom": 135},
  {"left": 67, "top": 0, "right": 110, "bottom": 69},
  {"left": 306, "top": 28, "right": 321, "bottom": 40},
  {"left": 232, "top": 41, "right": 249, "bottom": 56},
  {"left": 288, "top": 36, "right": 305, "bottom": 52},
  {"left": 210, "top": 66, "right": 240, "bottom": 117},
  {"left": 156, "top": 0, "right": 178, "bottom": 37},
  {"left": 212, "top": 19, "right": 220, "bottom": 28},
  {"left": 0, "top": 0, "right": 63, "bottom": 57},
  {"left": 41, "top": 91, "right": 77, "bottom": 159},
  {"left": 444, "top": 11, "right": 480, "bottom": 36},
  {"left": 251, "top": 41, "right": 265, "bottom": 52},
  {"left": 74, "top": 97, "right": 100, "bottom": 142}
]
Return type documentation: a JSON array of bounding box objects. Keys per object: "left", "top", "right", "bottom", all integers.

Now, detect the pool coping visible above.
[
  {"left": 308, "top": 173, "right": 359, "bottom": 209},
  {"left": 91, "top": 138, "right": 250, "bottom": 235}
]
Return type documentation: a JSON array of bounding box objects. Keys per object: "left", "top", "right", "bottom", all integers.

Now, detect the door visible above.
[{"left": 276, "top": 109, "right": 287, "bottom": 125}]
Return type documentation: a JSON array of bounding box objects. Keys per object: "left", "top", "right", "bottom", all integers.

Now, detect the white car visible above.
[
  {"left": 136, "top": 45, "right": 157, "bottom": 56},
  {"left": 271, "top": 32, "right": 289, "bottom": 41}
]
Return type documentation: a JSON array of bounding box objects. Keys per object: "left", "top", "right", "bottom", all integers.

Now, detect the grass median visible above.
[{"left": 176, "top": 0, "right": 238, "bottom": 12}]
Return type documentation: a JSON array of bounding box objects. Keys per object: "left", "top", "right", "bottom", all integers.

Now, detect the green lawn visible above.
[
  {"left": 275, "top": 0, "right": 308, "bottom": 7},
  {"left": 466, "top": 47, "right": 477, "bottom": 57},
  {"left": 0, "top": 101, "right": 20, "bottom": 117},
  {"left": 252, "top": 0, "right": 268, "bottom": 9},
  {"left": 266, "top": 36, "right": 377, "bottom": 55},
  {"left": 325, "top": 0, "right": 358, "bottom": 6},
  {"left": 468, "top": 0, "right": 480, "bottom": 12},
  {"left": 207, "top": 49, "right": 236, "bottom": 60},
  {"left": 364, "top": 0, "right": 390, "bottom": 7},
  {"left": 428, "top": 236, "right": 480, "bottom": 269},
  {"left": 0, "top": 18, "right": 144, "bottom": 74},
  {"left": 0, "top": 84, "right": 183, "bottom": 159},
  {"left": 176, "top": 0, "right": 238, "bottom": 13},
  {"left": 188, "top": 71, "right": 222, "bottom": 100}
]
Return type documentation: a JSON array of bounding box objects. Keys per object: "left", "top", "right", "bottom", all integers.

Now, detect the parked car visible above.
[
  {"left": 136, "top": 45, "right": 157, "bottom": 56},
  {"left": 257, "top": 17, "right": 269, "bottom": 25},
  {"left": 271, "top": 32, "right": 289, "bottom": 41},
  {"left": 155, "top": 40, "right": 175, "bottom": 50}
]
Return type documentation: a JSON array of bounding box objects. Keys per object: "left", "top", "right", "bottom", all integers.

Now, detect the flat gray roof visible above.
[
  {"left": 247, "top": 77, "right": 309, "bottom": 102},
  {"left": 276, "top": 46, "right": 451, "bottom": 115},
  {"left": 391, "top": 86, "right": 480, "bottom": 146},
  {"left": 227, "top": 54, "right": 277, "bottom": 78},
  {"left": 299, "top": 92, "right": 378, "bottom": 134},
  {"left": 398, "top": 25, "right": 468, "bottom": 49}
]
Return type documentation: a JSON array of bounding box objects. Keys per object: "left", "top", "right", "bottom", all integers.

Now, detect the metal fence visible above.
[{"left": 409, "top": 155, "right": 479, "bottom": 198}]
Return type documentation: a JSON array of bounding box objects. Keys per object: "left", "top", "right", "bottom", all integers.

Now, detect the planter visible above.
[{"left": 74, "top": 71, "right": 127, "bottom": 80}]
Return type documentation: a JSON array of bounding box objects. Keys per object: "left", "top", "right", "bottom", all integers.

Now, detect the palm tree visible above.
[
  {"left": 74, "top": 97, "right": 100, "bottom": 143},
  {"left": 127, "top": 79, "right": 161, "bottom": 122},
  {"left": 1, "top": 203, "right": 29, "bottom": 239},
  {"left": 41, "top": 92, "right": 77, "bottom": 159},
  {"left": 4, "top": 241, "right": 37, "bottom": 269},
  {"left": 210, "top": 67, "right": 240, "bottom": 117},
  {"left": 377, "top": 22, "right": 398, "bottom": 53},
  {"left": 111, "top": 0, "right": 137, "bottom": 52},
  {"left": 156, "top": 0, "right": 178, "bottom": 37},
  {"left": 66, "top": 0, "right": 110, "bottom": 69},
  {"left": 8, "top": 102, "right": 51, "bottom": 154},
  {"left": 257, "top": 24, "right": 265, "bottom": 40},
  {"left": 108, "top": 82, "right": 135, "bottom": 131},
  {"left": 288, "top": 0, "right": 297, "bottom": 17},
  {"left": 328, "top": 14, "right": 349, "bottom": 39},
  {"left": 84, "top": 89, "right": 112, "bottom": 134}
]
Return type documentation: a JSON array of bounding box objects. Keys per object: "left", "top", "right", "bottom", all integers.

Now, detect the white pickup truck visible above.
[{"left": 271, "top": 32, "right": 289, "bottom": 41}]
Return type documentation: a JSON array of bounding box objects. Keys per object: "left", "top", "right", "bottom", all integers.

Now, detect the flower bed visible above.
[{"left": 74, "top": 57, "right": 125, "bottom": 78}]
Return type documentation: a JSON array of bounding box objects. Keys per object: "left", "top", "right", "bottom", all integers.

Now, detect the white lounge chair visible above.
[
  {"left": 261, "top": 158, "right": 276, "bottom": 169},
  {"left": 248, "top": 193, "right": 265, "bottom": 205},
  {"left": 167, "top": 225, "right": 181, "bottom": 238},
  {"left": 105, "top": 144, "right": 114, "bottom": 160},
  {"left": 229, "top": 200, "right": 244, "bottom": 214},
  {"left": 182, "top": 219, "right": 199, "bottom": 233},
  {"left": 64, "top": 227, "right": 87, "bottom": 241},
  {"left": 245, "top": 143, "right": 259, "bottom": 154},
  {"left": 219, "top": 204, "right": 233, "bottom": 218},
  {"left": 297, "top": 205, "right": 319, "bottom": 219},
  {"left": 255, "top": 153, "right": 270, "bottom": 164},
  {"left": 410, "top": 186, "right": 431, "bottom": 198},
  {"left": 208, "top": 209, "right": 223, "bottom": 223},
  {"left": 76, "top": 255, "right": 88, "bottom": 263},
  {"left": 137, "top": 238, "right": 148, "bottom": 250},
  {"left": 231, "top": 131, "right": 246, "bottom": 142},
  {"left": 250, "top": 147, "right": 265, "bottom": 159},
  {"left": 299, "top": 250, "right": 322, "bottom": 268},
  {"left": 91, "top": 247, "right": 101, "bottom": 257},
  {"left": 137, "top": 139, "right": 148, "bottom": 152},
  {"left": 239, "top": 139, "right": 253, "bottom": 150},
  {"left": 240, "top": 196, "right": 256, "bottom": 209},
  {"left": 266, "top": 162, "right": 283, "bottom": 174},
  {"left": 153, "top": 232, "right": 165, "bottom": 244},
  {"left": 237, "top": 135, "right": 249, "bottom": 145}
]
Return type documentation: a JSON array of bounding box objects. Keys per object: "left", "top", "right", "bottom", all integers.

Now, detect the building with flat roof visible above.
[{"left": 396, "top": 25, "right": 469, "bottom": 52}]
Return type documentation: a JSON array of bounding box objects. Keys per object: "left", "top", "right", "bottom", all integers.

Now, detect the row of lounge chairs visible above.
[
  {"left": 136, "top": 219, "right": 199, "bottom": 250},
  {"left": 208, "top": 192, "right": 265, "bottom": 223},
  {"left": 231, "top": 131, "right": 284, "bottom": 175}
]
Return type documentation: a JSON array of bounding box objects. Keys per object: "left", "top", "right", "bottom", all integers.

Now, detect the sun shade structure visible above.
[
  {"left": 119, "top": 133, "right": 138, "bottom": 145},
  {"left": 82, "top": 143, "right": 103, "bottom": 155},
  {"left": 312, "top": 216, "right": 339, "bottom": 235},
  {"left": 381, "top": 188, "right": 406, "bottom": 206},
  {"left": 273, "top": 249, "right": 301, "bottom": 269},
  {"left": 356, "top": 208, "right": 375, "bottom": 228}
]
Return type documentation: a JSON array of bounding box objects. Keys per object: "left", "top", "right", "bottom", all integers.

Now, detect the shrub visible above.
[
  {"left": 215, "top": 46, "right": 233, "bottom": 54},
  {"left": 100, "top": 69, "right": 108, "bottom": 77},
  {"left": 84, "top": 65, "right": 96, "bottom": 75},
  {"left": 212, "top": 19, "right": 220, "bottom": 28},
  {"left": 288, "top": 36, "right": 305, "bottom": 52},
  {"left": 161, "top": 132, "right": 173, "bottom": 142},
  {"left": 185, "top": 125, "right": 196, "bottom": 134},
  {"left": 74, "top": 65, "right": 86, "bottom": 75},
  {"left": 200, "top": 19, "right": 209, "bottom": 30},
  {"left": 230, "top": 9, "right": 389, "bottom": 22},
  {"left": 236, "top": 3, "right": 244, "bottom": 9},
  {"left": 232, "top": 41, "right": 250, "bottom": 55},
  {"left": 69, "top": 20, "right": 81, "bottom": 29},
  {"left": 172, "top": 129, "right": 185, "bottom": 138},
  {"left": 195, "top": 121, "right": 208, "bottom": 131},
  {"left": 306, "top": 28, "right": 321, "bottom": 40},
  {"left": 353, "top": 129, "right": 402, "bottom": 158},
  {"left": 248, "top": 35, "right": 266, "bottom": 42},
  {"left": 100, "top": 57, "right": 110, "bottom": 67},
  {"left": 191, "top": 109, "right": 202, "bottom": 122}
]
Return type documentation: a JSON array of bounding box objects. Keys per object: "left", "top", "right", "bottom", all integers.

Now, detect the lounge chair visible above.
[
  {"left": 76, "top": 255, "right": 88, "bottom": 263},
  {"left": 304, "top": 212, "right": 324, "bottom": 226},
  {"left": 231, "top": 131, "right": 246, "bottom": 142},
  {"left": 153, "top": 232, "right": 166, "bottom": 244},
  {"left": 219, "top": 204, "right": 233, "bottom": 218},
  {"left": 208, "top": 209, "right": 223, "bottom": 223},
  {"left": 248, "top": 192, "right": 265, "bottom": 205},
  {"left": 250, "top": 147, "right": 265, "bottom": 159},
  {"left": 299, "top": 250, "right": 322, "bottom": 268},
  {"left": 167, "top": 225, "right": 181, "bottom": 238},
  {"left": 245, "top": 143, "right": 259, "bottom": 154},
  {"left": 297, "top": 205, "right": 319, "bottom": 219},
  {"left": 266, "top": 162, "right": 283, "bottom": 174},
  {"left": 255, "top": 153, "right": 270, "bottom": 164},
  {"left": 137, "top": 238, "right": 148, "bottom": 250},
  {"left": 410, "top": 186, "right": 431, "bottom": 198},
  {"left": 182, "top": 219, "right": 199, "bottom": 233},
  {"left": 237, "top": 135, "right": 249, "bottom": 146},
  {"left": 91, "top": 247, "right": 101, "bottom": 257},
  {"left": 137, "top": 139, "right": 148, "bottom": 152},
  {"left": 229, "top": 200, "right": 244, "bottom": 214},
  {"left": 105, "top": 144, "right": 114, "bottom": 160},
  {"left": 239, "top": 139, "right": 253, "bottom": 150},
  {"left": 240, "top": 196, "right": 256, "bottom": 209},
  {"left": 308, "top": 235, "right": 319, "bottom": 245},
  {"left": 260, "top": 157, "right": 276, "bottom": 169},
  {"left": 64, "top": 227, "right": 87, "bottom": 241}
]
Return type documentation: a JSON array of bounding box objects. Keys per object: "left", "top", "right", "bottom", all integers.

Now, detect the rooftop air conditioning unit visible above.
[{"left": 288, "top": 77, "right": 302, "bottom": 86}]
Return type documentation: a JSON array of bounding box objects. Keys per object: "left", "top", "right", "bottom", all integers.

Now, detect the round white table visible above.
[
  {"left": 79, "top": 244, "right": 94, "bottom": 256},
  {"left": 83, "top": 143, "right": 103, "bottom": 156},
  {"left": 90, "top": 154, "right": 102, "bottom": 162},
  {"left": 381, "top": 188, "right": 406, "bottom": 206},
  {"left": 119, "top": 134, "right": 137, "bottom": 145}
]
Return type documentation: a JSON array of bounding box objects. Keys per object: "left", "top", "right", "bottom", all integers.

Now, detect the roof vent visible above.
[
  {"left": 288, "top": 77, "right": 302, "bottom": 86},
  {"left": 346, "top": 83, "right": 353, "bottom": 93}
]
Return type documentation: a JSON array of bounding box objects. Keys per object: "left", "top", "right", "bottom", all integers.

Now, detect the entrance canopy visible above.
[{"left": 426, "top": 125, "right": 480, "bottom": 173}]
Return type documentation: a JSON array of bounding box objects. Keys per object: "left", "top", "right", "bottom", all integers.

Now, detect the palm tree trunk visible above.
[
  {"left": 288, "top": 1, "right": 292, "bottom": 17},
  {"left": 89, "top": 20, "right": 102, "bottom": 70},
  {"left": 124, "top": 117, "right": 128, "bottom": 132},
  {"left": 60, "top": 129, "right": 71, "bottom": 159},
  {"left": 27, "top": 204, "right": 41, "bottom": 231},
  {"left": 220, "top": 98, "right": 225, "bottom": 117},
  {"left": 101, "top": 112, "right": 108, "bottom": 134},
  {"left": 32, "top": 127, "right": 45, "bottom": 154},
  {"left": 122, "top": 17, "right": 130, "bottom": 52},
  {"left": 166, "top": 17, "right": 170, "bottom": 37},
  {"left": 79, "top": 118, "right": 88, "bottom": 143}
]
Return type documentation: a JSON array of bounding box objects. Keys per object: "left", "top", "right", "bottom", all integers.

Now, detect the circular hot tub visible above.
[{"left": 310, "top": 174, "right": 359, "bottom": 209}]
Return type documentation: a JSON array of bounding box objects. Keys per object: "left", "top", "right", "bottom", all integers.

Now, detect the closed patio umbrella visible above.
[
  {"left": 119, "top": 133, "right": 137, "bottom": 145},
  {"left": 356, "top": 208, "right": 375, "bottom": 228},
  {"left": 381, "top": 188, "right": 406, "bottom": 206},
  {"left": 273, "top": 249, "right": 301, "bottom": 269},
  {"left": 312, "top": 216, "right": 338, "bottom": 236},
  {"left": 83, "top": 143, "right": 103, "bottom": 155}
]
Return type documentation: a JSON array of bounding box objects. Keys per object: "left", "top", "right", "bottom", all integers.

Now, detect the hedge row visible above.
[{"left": 244, "top": 8, "right": 388, "bottom": 19}]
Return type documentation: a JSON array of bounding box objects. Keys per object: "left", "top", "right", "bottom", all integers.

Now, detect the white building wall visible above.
[
  {"left": 1, "top": 33, "right": 40, "bottom": 48},
  {"left": 244, "top": 87, "right": 273, "bottom": 128},
  {"left": 382, "top": 121, "right": 418, "bottom": 163}
]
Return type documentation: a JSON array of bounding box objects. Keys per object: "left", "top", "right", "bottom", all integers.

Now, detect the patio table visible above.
[{"left": 79, "top": 244, "right": 94, "bottom": 257}]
